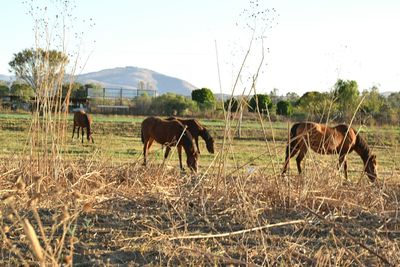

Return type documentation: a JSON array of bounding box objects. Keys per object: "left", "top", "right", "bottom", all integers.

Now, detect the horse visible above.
[
  {"left": 282, "top": 122, "right": 377, "bottom": 182},
  {"left": 166, "top": 117, "right": 214, "bottom": 154},
  {"left": 72, "top": 110, "right": 94, "bottom": 143},
  {"left": 141, "top": 116, "right": 199, "bottom": 172}
]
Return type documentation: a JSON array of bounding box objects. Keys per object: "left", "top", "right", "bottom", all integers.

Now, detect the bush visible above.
[
  {"left": 248, "top": 94, "right": 272, "bottom": 113},
  {"left": 276, "top": 100, "right": 293, "bottom": 116}
]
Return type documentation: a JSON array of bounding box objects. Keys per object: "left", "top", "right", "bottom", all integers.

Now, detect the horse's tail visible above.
[
  {"left": 141, "top": 129, "right": 144, "bottom": 143},
  {"left": 290, "top": 123, "right": 300, "bottom": 141}
]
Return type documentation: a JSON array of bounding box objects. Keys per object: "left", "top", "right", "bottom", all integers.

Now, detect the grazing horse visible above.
[
  {"left": 141, "top": 116, "right": 199, "bottom": 172},
  {"left": 282, "top": 122, "right": 377, "bottom": 182},
  {"left": 166, "top": 117, "right": 214, "bottom": 154},
  {"left": 72, "top": 110, "right": 94, "bottom": 143}
]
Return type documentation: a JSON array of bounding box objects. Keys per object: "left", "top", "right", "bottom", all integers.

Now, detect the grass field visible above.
[{"left": 0, "top": 113, "right": 399, "bottom": 266}]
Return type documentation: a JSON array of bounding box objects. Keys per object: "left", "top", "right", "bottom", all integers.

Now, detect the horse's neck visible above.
[
  {"left": 354, "top": 144, "right": 371, "bottom": 164},
  {"left": 182, "top": 141, "right": 195, "bottom": 155}
]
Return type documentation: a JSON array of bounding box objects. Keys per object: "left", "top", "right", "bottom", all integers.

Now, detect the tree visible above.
[
  {"left": 297, "top": 91, "right": 332, "bottom": 120},
  {"left": 224, "top": 97, "right": 239, "bottom": 112},
  {"left": 387, "top": 92, "right": 400, "bottom": 109},
  {"left": 151, "top": 93, "right": 197, "bottom": 116},
  {"left": 85, "top": 83, "right": 103, "bottom": 98},
  {"left": 191, "top": 88, "right": 215, "bottom": 110},
  {"left": 285, "top": 92, "right": 300, "bottom": 105},
  {"left": 0, "top": 84, "right": 9, "bottom": 97},
  {"left": 62, "top": 82, "right": 87, "bottom": 99},
  {"left": 9, "top": 48, "right": 69, "bottom": 90},
  {"left": 132, "top": 93, "right": 152, "bottom": 115},
  {"left": 276, "top": 100, "right": 293, "bottom": 116},
  {"left": 248, "top": 94, "right": 272, "bottom": 113},
  {"left": 333, "top": 79, "right": 360, "bottom": 120},
  {"left": 10, "top": 82, "right": 35, "bottom": 102},
  {"left": 361, "top": 86, "right": 384, "bottom": 116}
]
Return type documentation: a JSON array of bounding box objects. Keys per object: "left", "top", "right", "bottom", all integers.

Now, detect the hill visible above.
[{"left": 75, "top": 66, "right": 197, "bottom": 96}]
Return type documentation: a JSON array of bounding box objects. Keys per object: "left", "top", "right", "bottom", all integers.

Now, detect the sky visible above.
[{"left": 1, "top": 0, "right": 400, "bottom": 96}]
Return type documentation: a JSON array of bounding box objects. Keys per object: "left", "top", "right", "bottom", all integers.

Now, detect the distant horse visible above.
[
  {"left": 282, "top": 122, "right": 377, "bottom": 182},
  {"left": 141, "top": 116, "right": 199, "bottom": 172},
  {"left": 72, "top": 110, "right": 94, "bottom": 143},
  {"left": 166, "top": 117, "right": 214, "bottom": 154}
]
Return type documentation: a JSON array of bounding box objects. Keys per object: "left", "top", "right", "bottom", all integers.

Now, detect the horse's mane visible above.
[
  {"left": 354, "top": 131, "right": 372, "bottom": 160},
  {"left": 200, "top": 128, "right": 212, "bottom": 141},
  {"left": 180, "top": 128, "right": 195, "bottom": 151}
]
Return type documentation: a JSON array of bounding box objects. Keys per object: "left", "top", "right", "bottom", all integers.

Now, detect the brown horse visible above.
[
  {"left": 282, "top": 122, "right": 377, "bottom": 182},
  {"left": 166, "top": 117, "right": 214, "bottom": 154},
  {"left": 141, "top": 116, "right": 199, "bottom": 172},
  {"left": 72, "top": 110, "right": 94, "bottom": 143}
]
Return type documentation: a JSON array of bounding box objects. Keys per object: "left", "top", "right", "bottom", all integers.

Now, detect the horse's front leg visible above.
[
  {"left": 339, "top": 154, "right": 348, "bottom": 180},
  {"left": 81, "top": 127, "right": 84, "bottom": 143},
  {"left": 72, "top": 125, "right": 76, "bottom": 139},
  {"left": 164, "top": 146, "right": 171, "bottom": 159},
  {"left": 195, "top": 136, "right": 200, "bottom": 154},
  {"left": 177, "top": 145, "right": 184, "bottom": 170}
]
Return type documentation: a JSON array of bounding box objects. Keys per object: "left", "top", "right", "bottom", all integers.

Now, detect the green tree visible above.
[
  {"left": 224, "top": 97, "right": 239, "bottom": 112},
  {"left": 151, "top": 93, "right": 197, "bottom": 116},
  {"left": 285, "top": 92, "right": 300, "bottom": 105},
  {"left": 276, "top": 100, "right": 293, "bottom": 116},
  {"left": 333, "top": 79, "right": 360, "bottom": 120},
  {"left": 361, "top": 86, "right": 384, "bottom": 116},
  {"left": 191, "top": 88, "right": 215, "bottom": 110},
  {"left": 248, "top": 94, "right": 272, "bottom": 113},
  {"left": 10, "top": 82, "right": 35, "bottom": 102},
  {"left": 62, "top": 82, "right": 87, "bottom": 98},
  {"left": 9, "top": 48, "right": 69, "bottom": 90},
  {"left": 297, "top": 91, "right": 332, "bottom": 120},
  {"left": 0, "top": 84, "right": 9, "bottom": 97},
  {"left": 85, "top": 83, "right": 103, "bottom": 98},
  {"left": 386, "top": 92, "right": 400, "bottom": 109},
  {"left": 132, "top": 93, "right": 152, "bottom": 115}
]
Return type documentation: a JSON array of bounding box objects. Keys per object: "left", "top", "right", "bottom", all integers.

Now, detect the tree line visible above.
[{"left": 3, "top": 48, "right": 400, "bottom": 125}]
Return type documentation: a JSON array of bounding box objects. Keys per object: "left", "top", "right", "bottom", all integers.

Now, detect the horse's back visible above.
[
  {"left": 73, "top": 110, "right": 91, "bottom": 127},
  {"left": 141, "top": 116, "right": 187, "bottom": 144}
]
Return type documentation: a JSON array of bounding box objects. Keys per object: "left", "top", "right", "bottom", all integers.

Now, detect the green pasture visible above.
[{"left": 0, "top": 113, "right": 399, "bottom": 180}]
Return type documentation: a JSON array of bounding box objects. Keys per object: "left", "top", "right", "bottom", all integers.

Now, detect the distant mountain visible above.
[
  {"left": 75, "top": 66, "right": 197, "bottom": 96},
  {"left": 0, "top": 66, "right": 198, "bottom": 95}
]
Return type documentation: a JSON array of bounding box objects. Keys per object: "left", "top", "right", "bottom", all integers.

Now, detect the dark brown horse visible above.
[
  {"left": 72, "top": 110, "right": 94, "bottom": 143},
  {"left": 166, "top": 117, "right": 214, "bottom": 154},
  {"left": 282, "top": 122, "right": 377, "bottom": 182},
  {"left": 141, "top": 116, "right": 199, "bottom": 172}
]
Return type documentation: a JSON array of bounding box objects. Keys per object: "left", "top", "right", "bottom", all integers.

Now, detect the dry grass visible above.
[{"left": 0, "top": 154, "right": 399, "bottom": 266}]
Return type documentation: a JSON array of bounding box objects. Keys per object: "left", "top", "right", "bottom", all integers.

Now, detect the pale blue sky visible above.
[{"left": 1, "top": 0, "right": 400, "bottom": 95}]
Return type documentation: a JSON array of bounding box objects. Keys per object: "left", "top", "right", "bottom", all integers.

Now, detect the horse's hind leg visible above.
[
  {"left": 296, "top": 149, "right": 307, "bottom": 174},
  {"left": 164, "top": 146, "right": 171, "bottom": 159},
  {"left": 143, "top": 138, "right": 154, "bottom": 166},
  {"left": 282, "top": 141, "right": 300, "bottom": 175},
  {"left": 339, "top": 153, "right": 348, "bottom": 180},
  {"left": 81, "top": 127, "right": 84, "bottom": 143}
]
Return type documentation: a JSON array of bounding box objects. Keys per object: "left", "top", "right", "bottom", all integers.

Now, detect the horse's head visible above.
[
  {"left": 87, "top": 129, "right": 94, "bottom": 143},
  {"left": 201, "top": 129, "right": 215, "bottom": 154},
  {"left": 187, "top": 151, "right": 199, "bottom": 173},
  {"left": 206, "top": 137, "right": 215, "bottom": 154},
  {"left": 365, "top": 154, "right": 377, "bottom": 182}
]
